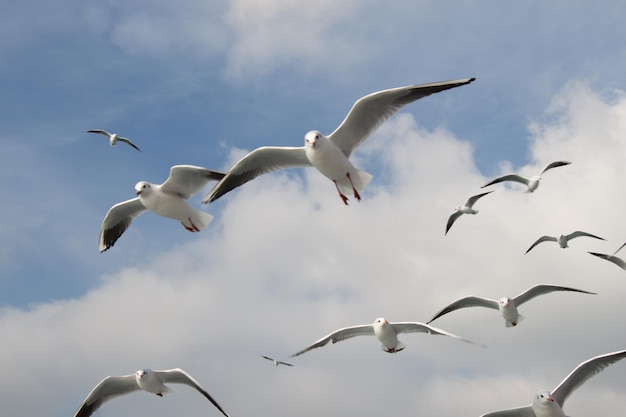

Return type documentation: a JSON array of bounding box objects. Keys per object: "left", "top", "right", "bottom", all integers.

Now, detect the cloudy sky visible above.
[{"left": 2, "top": 1, "right": 626, "bottom": 416}]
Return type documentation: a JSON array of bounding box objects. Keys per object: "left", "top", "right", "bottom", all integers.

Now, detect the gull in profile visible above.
[
  {"left": 99, "top": 165, "right": 225, "bottom": 252},
  {"left": 525, "top": 231, "right": 605, "bottom": 254},
  {"left": 290, "top": 317, "right": 480, "bottom": 357},
  {"left": 427, "top": 284, "right": 596, "bottom": 327},
  {"left": 481, "top": 160, "right": 571, "bottom": 193},
  {"left": 84, "top": 129, "right": 142, "bottom": 152},
  {"left": 445, "top": 190, "right": 493, "bottom": 235},
  {"left": 262, "top": 355, "right": 293, "bottom": 367},
  {"left": 588, "top": 241, "right": 626, "bottom": 270},
  {"left": 479, "top": 350, "right": 626, "bottom": 417},
  {"left": 203, "top": 78, "right": 475, "bottom": 205},
  {"left": 73, "top": 368, "right": 231, "bottom": 417}
]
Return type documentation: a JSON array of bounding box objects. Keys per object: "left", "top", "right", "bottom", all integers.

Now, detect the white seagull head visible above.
[{"left": 304, "top": 130, "right": 322, "bottom": 148}]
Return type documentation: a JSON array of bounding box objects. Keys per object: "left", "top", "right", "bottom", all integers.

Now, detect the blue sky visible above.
[{"left": 2, "top": 1, "right": 626, "bottom": 416}]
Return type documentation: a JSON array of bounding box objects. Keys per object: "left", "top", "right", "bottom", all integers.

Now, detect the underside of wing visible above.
[
  {"left": 99, "top": 198, "right": 147, "bottom": 252},
  {"left": 157, "top": 369, "right": 230, "bottom": 417},
  {"left": 514, "top": 284, "right": 596, "bottom": 306},
  {"left": 73, "top": 375, "right": 138, "bottom": 417},
  {"left": 290, "top": 324, "right": 375, "bottom": 357},
  {"left": 161, "top": 165, "right": 227, "bottom": 198},
  {"left": 427, "top": 296, "right": 499, "bottom": 323}
]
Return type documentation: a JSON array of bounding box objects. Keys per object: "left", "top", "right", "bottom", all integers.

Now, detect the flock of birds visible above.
[{"left": 76, "top": 77, "right": 625, "bottom": 417}]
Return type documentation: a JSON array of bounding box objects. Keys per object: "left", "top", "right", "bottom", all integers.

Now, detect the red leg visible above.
[
  {"left": 333, "top": 180, "right": 349, "bottom": 205},
  {"left": 346, "top": 172, "right": 361, "bottom": 201},
  {"left": 181, "top": 218, "right": 200, "bottom": 232}
]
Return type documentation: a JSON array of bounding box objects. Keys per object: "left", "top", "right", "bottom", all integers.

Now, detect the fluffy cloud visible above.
[{"left": 2, "top": 82, "right": 626, "bottom": 417}]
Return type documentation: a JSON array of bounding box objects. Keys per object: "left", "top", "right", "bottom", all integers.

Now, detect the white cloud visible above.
[{"left": 2, "top": 82, "right": 626, "bottom": 417}]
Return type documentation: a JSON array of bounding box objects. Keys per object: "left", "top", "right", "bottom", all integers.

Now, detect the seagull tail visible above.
[
  {"left": 191, "top": 210, "right": 215, "bottom": 230},
  {"left": 339, "top": 169, "right": 373, "bottom": 196}
]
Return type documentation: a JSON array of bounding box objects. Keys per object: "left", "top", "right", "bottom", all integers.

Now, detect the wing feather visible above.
[
  {"left": 161, "top": 165, "right": 226, "bottom": 198},
  {"left": 513, "top": 284, "right": 596, "bottom": 306},
  {"left": 99, "top": 198, "right": 147, "bottom": 252},
  {"left": 156, "top": 369, "right": 230, "bottom": 417},
  {"left": 427, "top": 296, "right": 499, "bottom": 323},
  {"left": 290, "top": 324, "right": 375, "bottom": 357},
  {"left": 73, "top": 375, "right": 138, "bottom": 417}
]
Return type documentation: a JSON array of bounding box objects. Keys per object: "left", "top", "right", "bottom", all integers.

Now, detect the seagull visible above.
[
  {"left": 262, "top": 355, "right": 293, "bottom": 367},
  {"left": 479, "top": 350, "right": 626, "bottom": 417},
  {"left": 72, "top": 368, "right": 231, "bottom": 417},
  {"left": 203, "top": 78, "right": 475, "bottom": 205},
  {"left": 481, "top": 161, "right": 571, "bottom": 193},
  {"left": 99, "top": 165, "right": 225, "bottom": 252},
  {"left": 290, "top": 317, "right": 480, "bottom": 357},
  {"left": 427, "top": 284, "right": 596, "bottom": 327},
  {"left": 445, "top": 190, "right": 493, "bottom": 235},
  {"left": 85, "top": 129, "right": 142, "bottom": 152},
  {"left": 525, "top": 231, "right": 605, "bottom": 254},
  {"left": 588, "top": 241, "right": 626, "bottom": 270}
]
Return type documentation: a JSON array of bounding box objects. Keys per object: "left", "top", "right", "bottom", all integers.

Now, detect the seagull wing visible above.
[
  {"left": 427, "top": 295, "right": 499, "bottom": 323},
  {"left": 539, "top": 160, "right": 571, "bottom": 175},
  {"left": 563, "top": 230, "right": 605, "bottom": 242},
  {"left": 329, "top": 78, "right": 475, "bottom": 157},
  {"left": 481, "top": 174, "right": 530, "bottom": 189},
  {"left": 613, "top": 241, "right": 626, "bottom": 255},
  {"left": 99, "top": 197, "right": 147, "bottom": 252},
  {"left": 84, "top": 129, "right": 112, "bottom": 138},
  {"left": 203, "top": 146, "right": 311, "bottom": 203},
  {"left": 465, "top": 190, "right": 494, "bottom": 207},
  {"left": 479, "top": 406, "right": 535, "bottom": 417},
  {"left": 73, "top": 374, "right": 138, "bottom": 417},
  {"left": 588, "top": 252, "right": 626, "bottom": 270},
  {"left": 156, "top": 369, "right": 230, "bottom": 417},
  {"left": 551, "top": 350, "right": 626, "bottom": 406},
  {"left": 390, "top": 322, "right": 480, "bottom": 346},
  {"left": 445, "top": 211, "right": 464, "bottom": 235},
  {"left": 525, "top": 236, "right": 557, "bottom": 254},
  {"left": 116, "top": 137, "right": 142, "bottom": 152},
  {"left": 161, "top": 165, "right": 226, "bottom": 199},
  {"left": 513, "top": 284, "right": 596, "bottom": 306},
  {"left": 290, "top": 324, "right": 375, "bottom": 357}
]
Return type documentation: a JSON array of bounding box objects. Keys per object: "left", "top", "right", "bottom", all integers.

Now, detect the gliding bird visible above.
[
  {"left": 525, "top": 231, "right": 605, "bottom": 254},
  {"left": 85, "top": 129, "right": 142, "bottom": 152},
  {"left": 445, "top": 190, "right": 493, "bottom": 235},
  {"left": 481, "top": 160, "right": 571, "bottom": 193}
]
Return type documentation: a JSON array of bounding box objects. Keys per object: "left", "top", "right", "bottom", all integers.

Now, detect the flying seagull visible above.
[
  {"left": 525, "top": 231, "right": 605, "bottom": 254},
  {"left": 72, "top": 368, "right": 231, "bottom": 417},
  {"left": 481, "top": 161, "right": 571, "bottom": 193},
  {"left": 262, "top": 355, "right": 293, "bottom": 367},
  {"left": 588, "top": 241, "right": 626, "bottom": 270},
  {"left": 203, "top": 77, "right": 475, "bottom": 205},
  {"left": 290, "top": 317, "right": 480, "bottom": 357},
  {"left": 99, "top": 165, "right": 225, "bottom": 252},
  {"left": 479, "top": 350, "right": 626, "bottom": 417},
  {"left": 427, "top": 284, "right": 596, "bottom": 327},
  {"left": 445, "top": 190, "right": 493, "bottom": 235},
  {"left": 85, "top": 129, "right": 142, "bottom": 151}
]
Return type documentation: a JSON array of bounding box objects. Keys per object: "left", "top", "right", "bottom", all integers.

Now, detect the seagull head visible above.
[
  {"left": 135, "top": 181, "right": 151, "bottom": 196},
  {"left": 374, "top": 317, "right": 388, "bottom": 327},
  {"left": 498, "top": 297, "right": 511, "bottom": 308},
  {"left": 136, "top": 369, "right": 150, "bottom": 379},
  {"left": 304, "top": 130, "right": 322, "bottom": 148},
  {"left": 534, "top": 390, "right": 555, "bottom": 405}
]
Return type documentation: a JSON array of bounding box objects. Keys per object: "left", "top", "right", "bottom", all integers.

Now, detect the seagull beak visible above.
[
  {"left": 547, "top": 396, "right": 554, "bottom": 402},
  {"left": 136, "top": 190, "right": 142, "bottom": 195}
]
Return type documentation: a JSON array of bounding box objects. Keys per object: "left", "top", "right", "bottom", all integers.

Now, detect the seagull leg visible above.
[
  {"left": 346, "top": 172, "right": 361, "bottom": 201},
  {"left": 333, "top": 180, "right": 349, "bottom": 205},
  {"left": 181, "top": 218, "right": 200, "bottom": 232}
]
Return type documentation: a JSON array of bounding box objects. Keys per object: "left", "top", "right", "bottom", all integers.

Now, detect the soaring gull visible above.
[
  {"left": 203, "top": 78, "right": 475, "bottom": 205},
  {"left": 99, "top": 165, "right": 225, "bottom": 252},
  {"left": 480, "top": 350, "right": 626, "bottom": 417},
  {"left": 72, "top": 368, "right": 231, "bottom": 417},
  {"left": 481, "top": 161, "right": 571, "bottom": 193},
  {"left": 445, "top": 190, "right": 493, "bottom": 235},
  {"left": 84, "top": 129, "right": 142, "bottom": 152},
  {"left": 262, "top": 355, "right": 293, "bottom": 367},
  {"left": 525, "top": 231, "right": 605, "bottom": 254},
  {"left": 427, "top": 284, "right": 596, "bottom": 327},
  {"left": 290, "top": 317, "right": 480, "bottom": 357}
]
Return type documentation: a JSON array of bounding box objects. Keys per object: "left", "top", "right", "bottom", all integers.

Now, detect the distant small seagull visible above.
[
  {"left": 445, "top": 190, "right": 493, "bottom": 235},
  {"left": 479, "top": 350, "right": 626, "bottom": 417},
  {"left": 588, "top": 241, "right": 626, "bottom": 270},
  {"left": 72, "top": 368, "right": 231, "bottom": 417},
  {"left": 481, "top": 160, "right": 571, "bottom": 193},
  {"left": 262, "top": 355, "right": 293, "bottom": 367},
  {"left": 99, "top": 165, "right": 225, "bottom": 252},
  {"left": 84, "top": 129, "right": 142, "bottom": 151},
  {"left": 290, "top": 317, "right": 480, "bottom": 357},
  {"left": 427, "top": 284, "right": 596, "bottom": 327},
  {"left": 203, "top": 78, "right": 475, "bottom": 205},
  {"left": 525, "top": 231, "right": 605, "bottom": 254}
]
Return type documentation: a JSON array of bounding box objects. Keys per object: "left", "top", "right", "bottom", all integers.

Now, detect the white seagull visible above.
[
  {"left": 588, "top": 241, "right": 626, "bottom": 270},
  {"left": 481, "top": 160, "right": 571, "bottom": 193},
  {"left": 72, "top": 368, "right": 231, "bottom": 417},
  {"left": 203, "top": 77, "right": 475, "bottom": 205},
  {"left": 85, "top": 129, "right": 142, "bottom": 152},
  {"left": 479, "top": 350, "right": 626, "bottom": 417},
  {"left": 525, "top": 231, "right": 605, "bottom": 254},
  {"left": 427, "top": 284, "right": 596, "bottom": 327},
  {"left": 290, "top": 317, "right": 480, "bottom": 357},
  {"left": 99, "top": 165, "right": 225, "bottom": 252},
  {"left": 445, "top": 190, "right": 493, "bottom": 235},
  {"left": 262, "top": 355, "right": 293, "bottom": 367}
]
